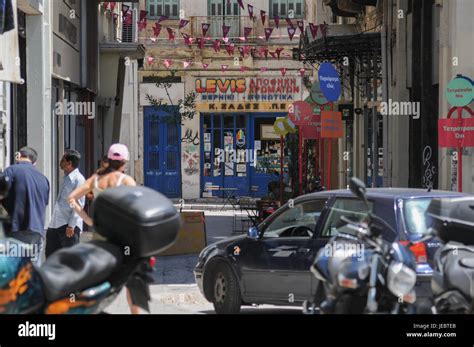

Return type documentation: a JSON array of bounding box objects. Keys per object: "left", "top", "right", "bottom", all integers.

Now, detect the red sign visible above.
[
  {"left": 321, "top": 111, "right": 343, "bottom": 138},
  {"left": 288, "top": 101, "right": 312, "bottom": 125},
  {"left": 438, "top": 118, "right": 474, "bottom": 147},
  {"left": 301, "top": 114, "right": 321, "bottom": 139}
]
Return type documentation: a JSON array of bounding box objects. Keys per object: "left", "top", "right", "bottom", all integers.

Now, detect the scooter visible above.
[
  {"left": 0, "top": 175, "right": 181, "bottom": 314},
  {"left": 425, "top": 196, "right": 474, "bottom": 314},
  {"left": 305, "top": 177, "right": 422, "bottom": 314}
]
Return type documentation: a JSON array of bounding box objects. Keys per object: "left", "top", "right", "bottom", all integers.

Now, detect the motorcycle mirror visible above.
[
  {"left": 349, "top": 177, "right": 366, "bottom": 199},
  {"left": 349, "top": 177, "right": 369, "bottom": 211}
]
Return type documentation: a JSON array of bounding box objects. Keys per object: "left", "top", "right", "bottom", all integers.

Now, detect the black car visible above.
[{"left": 194, "top": 188, "right": 467, "bottom": 314}]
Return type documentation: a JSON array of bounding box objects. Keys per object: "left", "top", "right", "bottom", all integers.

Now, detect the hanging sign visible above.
[
  {"left": 288, "top": 101, "right": 313, "bottom": 125},
  {"left": 446, "top": 75, "right": 474, "bottom": 107},
  {"left": 318, "top": 62, "right": 341, "bottom": 102},
  {"left": 321, "top": 111, "right": 343, "bottom": 138},
  {"left": 438, "top": 117, "right": 474, "bottom": 147}
]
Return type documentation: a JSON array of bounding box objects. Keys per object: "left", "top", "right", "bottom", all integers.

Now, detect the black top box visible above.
[
  {"left": 426, "top": 197, "right": 474, "bottom": 245},
  {"left": 92, "top": 186, "right": 181, "bottom": 258}
]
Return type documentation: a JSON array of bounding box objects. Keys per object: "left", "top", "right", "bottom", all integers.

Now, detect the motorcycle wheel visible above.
[{"left": 335, "top": 294, "right": 366, "bottom": 314}]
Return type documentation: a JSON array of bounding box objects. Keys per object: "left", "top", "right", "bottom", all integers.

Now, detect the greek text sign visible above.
[{"left": 438, "top": 118, "right": 474, "bottom": 147}]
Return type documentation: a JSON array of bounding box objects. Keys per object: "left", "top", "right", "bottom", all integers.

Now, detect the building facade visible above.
[{"left": 138, "top": 0, "right": 330, "bottom": 199}]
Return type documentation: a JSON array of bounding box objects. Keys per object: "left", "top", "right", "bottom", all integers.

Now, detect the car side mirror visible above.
[{"left": 247, "top": 226, "right": 259, "bottom": 239}]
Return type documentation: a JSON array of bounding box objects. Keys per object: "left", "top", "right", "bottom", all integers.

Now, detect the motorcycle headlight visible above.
[{"left": 387, "top": 261, "right": 417, "bottom": 297}]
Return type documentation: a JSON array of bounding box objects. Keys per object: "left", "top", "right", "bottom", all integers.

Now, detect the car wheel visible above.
[{"left": 212, "top": 263, "right": 241, "bottom": 314}]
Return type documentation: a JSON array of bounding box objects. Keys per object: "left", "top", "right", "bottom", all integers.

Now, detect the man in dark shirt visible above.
[{"left": 3, "top": 147, "right": 50, "bottom": 265}]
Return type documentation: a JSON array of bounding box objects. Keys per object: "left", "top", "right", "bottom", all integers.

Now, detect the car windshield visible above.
[{"left": 403, "top": 198, "right": 433, "bottom": 235}]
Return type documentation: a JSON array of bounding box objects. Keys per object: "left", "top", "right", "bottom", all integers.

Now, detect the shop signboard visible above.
[
  {"left": 301, "top": 114, "right": 321, "bottom": 139},
  {"left": 288, "top": 101, "right": 312, "bottom": 125},
  {"left": 321, "top": 111, "right": 343, "bottom": 138},
  {"left": 195, "top": 76, "right": 303, "bottom": 112},
  {"left": 310, "top": 81, "right": 328, "bottom": 105},
  {"left": 318, "top": 62, "right": 341, "bottom": 102},
  {"left": 446, "top": 75, "right": 474, "bottom": 107},
  {"left": 438, "top": 117, "right": 474, "bottom": 147}
]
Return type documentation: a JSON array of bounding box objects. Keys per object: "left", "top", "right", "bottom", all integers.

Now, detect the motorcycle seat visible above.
[{"left": 36, "top": 241, "right": 124, "bottom": 302}]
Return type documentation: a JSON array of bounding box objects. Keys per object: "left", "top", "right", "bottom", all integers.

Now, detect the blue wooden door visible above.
[{"left": 144, "top": 106, "right": 181, "bottom": 198}]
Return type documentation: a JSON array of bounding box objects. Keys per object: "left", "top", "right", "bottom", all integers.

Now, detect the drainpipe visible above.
[{"left": 381, "top": 0, "right": 390, "bottom": 186}]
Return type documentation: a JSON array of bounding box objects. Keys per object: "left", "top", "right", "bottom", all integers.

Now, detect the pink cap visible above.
[{"left": 108, "top": 143, "right": 129, "bottom": 161}]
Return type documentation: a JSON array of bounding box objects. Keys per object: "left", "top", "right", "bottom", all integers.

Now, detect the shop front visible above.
[{"left": 196, "top": 76, "right": 302, "bottom": 198}]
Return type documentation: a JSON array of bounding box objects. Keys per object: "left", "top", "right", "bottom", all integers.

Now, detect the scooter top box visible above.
[
  {"left": 92, "top": 186, "right": 181, "bottom": 258},
  {"left": 426, "top": 197, "right": 474, "bottom": 245}
]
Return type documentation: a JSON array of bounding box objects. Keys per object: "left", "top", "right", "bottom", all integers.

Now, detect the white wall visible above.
[
  {"left": 120, "top": 61, "right": 140, "bottom": 178},
  {"left": 26, "top": 0, "right": 53, "bottom": 225}
]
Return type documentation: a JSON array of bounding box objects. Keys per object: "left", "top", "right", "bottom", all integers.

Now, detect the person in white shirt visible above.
[{"left": 45, "top": 149, "right": 85, "bottom": 258}]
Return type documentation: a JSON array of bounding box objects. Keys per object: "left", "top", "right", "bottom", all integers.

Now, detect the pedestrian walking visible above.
[
  {"left": 45, "top": 149, "right": 85, "bottom": 258},
  {"left": 68, "top": 144, "right": 146, "bottom": 314},
  {"left": 2, "top": 147, "right": 50, "bottom": 265}
]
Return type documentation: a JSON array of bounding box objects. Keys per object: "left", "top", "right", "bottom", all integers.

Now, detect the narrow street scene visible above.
[{"left": 0, "top": 0, "right": 474, "bottom": 343}]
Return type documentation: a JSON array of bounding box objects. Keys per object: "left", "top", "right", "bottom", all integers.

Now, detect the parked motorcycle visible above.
[
  {"left": 0, "top": 177, "right": 181, "bottom": 314},
  {"left": 305, "top": 177, "right": 425, "bottom": 314},
  {"left": 425, "top": 196, "right": 474, "bottom": 314}
]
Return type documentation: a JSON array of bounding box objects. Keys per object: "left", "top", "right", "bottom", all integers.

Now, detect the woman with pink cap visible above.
[{"left": 68, "top": 143, "right": 144, "bottom": 314}]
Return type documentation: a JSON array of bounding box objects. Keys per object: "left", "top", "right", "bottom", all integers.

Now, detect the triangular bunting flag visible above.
[
  {"left": 153, "top": 22, "right": 162, "bottom": 37},
  {"left": 286, "top": 17, "right": 294, "bottom": 28},
  {"left": 197, "top": 37, "right": 205, "bottom": 49},
  {"left": 182, "top": 33, "right": 192, "bottom": 46},
  {"left": 179, "top": 19, "right": 190, "bottom": 29},
  {"left": 275, "top": 47, "right": 284, "bottom": 59},
  {"left": 146, "top": 56, "right": 154, "bottom": 64},
  {"left": 264, "top": 27, "right": 273, "bottom": 41},
  {"left": 213, "top": 40, "right": 221, "bottom": 53},
  {"left": 297, "top": 20, "right": 304, "bottom": 35},
  {"left": 269, "top": 52, "right": 276, "bottom": 59},
  {"left": 138, "top": 20, "right": 147, "bottom": 31},
  {"left": 183, "top": 61, "right": 191, "bottom": 69},
  {"left": 237, "top": 0, "right": 244, "bottom": 10},
  {"left": 280, "top": 68, "right": 287, "bottom": 76},
  {"left": 309, "top": 23, "right": 318, "bottom": 39},
  {"left": 244, "top": 27, "right": 252, "bottom": 41},
  {"left": 222, "top": 25, "right": 231, "bottom": 38},
  {"left": 202, "top": 63, "right": 209, "bottom": 69},
  {"left": 260, "top": 67, "right": 268, "bottom": 73},
  {"left": 158, "top": 15, "right": 168, "bottom": 23},
  {"left": 221, "top": 65, "right": 229, "bottom": 72},
  {"left": 299, "top": 68, "right": 305, "bottom": 77},
  {"left": 202, "top": 23, "right": 210, "bottom": 37},
  {"left": 225, "top": 43, "right": 235, "bottom": 56},
  {"left": 274, "top": 16, "right": 280, "bottom": 29},
  {"left": 139, "top": 10, "right": 148, "bottom": 21},
  {"left": 163, "top": 59, "right": 172, "bottom": 69},
  {"left": 260, "top": 10, "right": 266, "bottom": 26},
  {"left": 287, "top": 26, "right": 296, "bottom": 41},
  {"left": 247, "top": 4, "right": 254, "bottom": 19},
  {"left": 320, "top": 22, "right": 329, "bottom": 38},
  {"left": 167, "top": 27, "right": 176, "bottom": 41}
]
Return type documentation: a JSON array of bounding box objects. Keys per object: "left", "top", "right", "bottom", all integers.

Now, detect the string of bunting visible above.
[
  {"left": 100, "top": 1, "right": 328, "bottom": 43},
  {"left": 145, "top": 55, "right": 306, "bottom": 76},
  {"left": 101, "top": 1, "right": 318, "bottom": 76}
]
